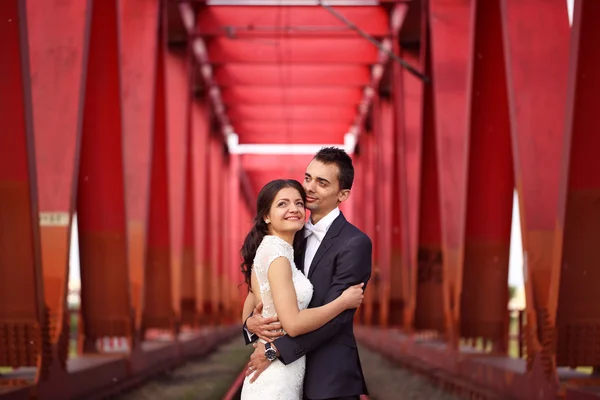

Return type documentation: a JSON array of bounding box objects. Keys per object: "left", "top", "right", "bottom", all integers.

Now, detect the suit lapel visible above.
[
  {"left": 307, "top": 213, "right": 346, "bottom": 280},
  {"left": 293, "top": 229, "right": 307, "bottom": 273}
]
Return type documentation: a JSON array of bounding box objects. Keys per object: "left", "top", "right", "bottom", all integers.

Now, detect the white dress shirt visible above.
[{"left": 303, "top": 207, "right": 340, "bottom": 276}]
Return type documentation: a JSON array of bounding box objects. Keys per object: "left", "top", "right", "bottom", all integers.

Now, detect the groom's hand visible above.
[
  {"left": 246, "top": 341, "right": 276, "bottom": 383},
  {"left": 246, "top": 302, "right": 284, "bottom": 342}
]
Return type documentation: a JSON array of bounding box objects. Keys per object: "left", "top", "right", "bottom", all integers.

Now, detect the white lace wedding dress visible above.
[{"left": 241, "top": 235, "right": 314, "bottom": 400}]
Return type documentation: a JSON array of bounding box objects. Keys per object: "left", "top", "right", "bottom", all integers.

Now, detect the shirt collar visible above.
[{"left": 309, "top": 207, "right": 340, "bottom": 233}]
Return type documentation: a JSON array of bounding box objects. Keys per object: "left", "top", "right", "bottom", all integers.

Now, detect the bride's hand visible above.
[{"left": 340, "top": 282, "right": 364, "bottom": 309}]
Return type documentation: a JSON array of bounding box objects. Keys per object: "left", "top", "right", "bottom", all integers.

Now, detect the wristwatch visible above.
[{"left": 265, "top": 342, "right": 277, "bottom": 361}]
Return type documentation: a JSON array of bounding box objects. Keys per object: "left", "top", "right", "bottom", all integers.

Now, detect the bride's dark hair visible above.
[{"left": 240, "top": 179, "right": 306, "bottom": 288}]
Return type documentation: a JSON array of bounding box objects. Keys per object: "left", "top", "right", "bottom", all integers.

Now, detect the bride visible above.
[{"left": 239, "top": 179, "right": 363, "bottom": 400}]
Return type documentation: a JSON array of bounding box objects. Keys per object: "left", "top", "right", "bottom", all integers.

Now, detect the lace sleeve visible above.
[{"left": 253, "top": 236, "right": 294, "bottom": 293}]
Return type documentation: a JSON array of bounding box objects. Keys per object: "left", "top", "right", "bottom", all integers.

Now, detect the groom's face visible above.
[{"left": 303, "top": 159, "right": 345, "bottom": 216}]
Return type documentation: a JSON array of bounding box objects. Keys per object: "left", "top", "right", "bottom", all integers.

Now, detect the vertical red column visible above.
[
  {"left": 396, "top": 46, "right": 424, "bottom": 331},
  {"left": 429, "top": 0, "right": 475, "bottom": 345},
  {"left": 460, "top": 0, "right": 513, "bottom": 351},
  {"left": 119, "top": 0, "right": 160, "bottom": 339},
  {"left": 144, "top": 34, "right": 175, "bottom": 334},
  {"left": 24, "top": 0, "right": 90, "bottom": 377},
  {"left": 553, "top": 0, "right": 600, "bottom": 371},
  {"left": 361, "top": 133, "right": 377, "bottom": 325},
  {"left": 191, "top": 100, "right": 210, "bottom": 325},
  {"left": 501, "top": 0, "right": 569, "bottom": 378},
  {"left": 209, "top": 134, "right": 223, "bottom": 323},
  {"left": 414, "top": 36, "right": 444, "bottom": 333},
  {"left": 181, "top": 116, "right": 196, "bottom": 327},
  {"left": 77, "top": 0, "right": 131, "bottom": 352},
  {"left": 0, "top": 0, "right": 47, "bottom": 377},
  {"left": 165, "top": 46, "right": 191, "bottom": 326},
  {"left": 375, "top": 95, "right": 396, "bottom": 327},
  {"left": 221, "top": 153, "right": 232, "bottom": 323},
  {"left": 229, "top": 153, "right": 242, "bottom": 319}
]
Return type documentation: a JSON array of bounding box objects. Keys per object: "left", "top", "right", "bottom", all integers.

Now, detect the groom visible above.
[{"left": 243, "top": 147, "right": 372, "bottom": 400}]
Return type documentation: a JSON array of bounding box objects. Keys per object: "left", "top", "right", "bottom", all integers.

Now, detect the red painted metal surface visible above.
[
  {"left": 24, "top": 0, "right": 90, "bottom": 387},
  {"left": 119, "top": 0, "right": 160, "bottom": 335},
  {"left": 0, "top": 0, "right": 47, "bottom": 380},
  {"left": 181, "top": 121, "right": 197, "bottom": 327},
  {"left": 228, "top": 105, "right": 357, "bottom": 123},
  {"left": 414, "top": 38, "right": 444, "bottom": 333},
  {"left": 207, "top": 37, "right": 378, "bottom": 64},
  {"left": 144, "top": 38, "right": 175, "bottom": 333},
  {"left": 501, "top": 0, "right": 570, "bottom": 379},
  {"left": 165, "top": 47, "right": 192, "bottom": 322},
  {"left": 196, "top": 6, "right": 389, "bottom": 38},
  {"left": 77, "top": 0, "right": 131, "bottom": 353},
  {"left": 554, "top": 0, "right": 600, "bottom": 370},
  {"left": 428, "top": 0, "right": 475, "bottom": 345},
  {"left": 396, "top": 47, "right": 424, "bottom": 331},
  {"left": 191, "top": 100, "right": 211, "bottom": 324},
  {"left": 215, "top": 65, "right": 370, "bottom": 87},
  {"left": 460, "top": 0, "right": 513, "bottom": 350}
]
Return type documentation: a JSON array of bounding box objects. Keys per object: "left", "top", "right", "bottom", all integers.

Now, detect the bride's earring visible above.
[{"left": 265, "top": 219, "right": 270, "bottom": 224}]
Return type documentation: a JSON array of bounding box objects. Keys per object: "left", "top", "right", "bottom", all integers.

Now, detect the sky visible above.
[{"left": 68, "top": 0, "right": 574, "bottom": 290}]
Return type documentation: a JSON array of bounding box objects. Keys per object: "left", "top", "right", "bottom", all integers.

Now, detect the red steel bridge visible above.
[{"left": 1, "top": 0, "right": 600, "bottom": 399}]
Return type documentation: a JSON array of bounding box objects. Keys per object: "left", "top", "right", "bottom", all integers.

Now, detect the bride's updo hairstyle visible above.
[{"left": 240, "top": 179, "right": 306, "bottom": 288}]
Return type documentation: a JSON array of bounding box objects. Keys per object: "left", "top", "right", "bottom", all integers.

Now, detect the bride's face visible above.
[{"left": 265, "top": 187, "right": 306, "bottom": 235}]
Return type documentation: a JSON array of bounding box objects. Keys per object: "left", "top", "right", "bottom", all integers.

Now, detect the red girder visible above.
[
  {"left": 207, "top": 37, "right": 379, "bottom": 64},
  {"left": 221, "top": 87, "right": 362, "bottom": 105},
  {"left": 214, "top": 64, "right": 370, "bottom": 87},
  {"left": 227, "top": 105, "right": 356, "bottom": 123},
  {"left": 196, "top": 6, "right": 389, "bottom": 37}
]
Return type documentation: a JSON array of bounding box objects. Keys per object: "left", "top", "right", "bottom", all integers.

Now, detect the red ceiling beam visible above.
[
  {"left": 196, "top": 6, "right": 390, "bottom": 38},
  {"left": 179, "top": 2, "right": 232, "bottom": 139},
  {"left": 207, "top": 37, "right": 378, "bottom": 64},
  {"left": 221, "top": 87, "right": 362, "bottom": 105},
  {"left": 214, "top": 64, "right": 370, "bottom": 87},
  {"left": 238, "top": 131, "right": 346, "bottom": 145},
  {"left": 241, "top": 154, "right": 314, "bottom": 171},
  {"left": 351, "top": 3, "right": 408, "bottom": 139},
  {"left": 227, "top": 105, "right": 357, "bottom": 122},
  {"left": 235, "top": 120, "right": 348, "bottom": 136}
]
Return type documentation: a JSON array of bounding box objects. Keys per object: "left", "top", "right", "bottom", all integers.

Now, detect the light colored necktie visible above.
[{"left": 304, "top": 221, "right": 326, "bottom": 242}]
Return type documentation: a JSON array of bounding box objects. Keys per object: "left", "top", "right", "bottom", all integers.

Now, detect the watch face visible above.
[{"left": 265, "top": 349, "right": 277, "bottom": 361}]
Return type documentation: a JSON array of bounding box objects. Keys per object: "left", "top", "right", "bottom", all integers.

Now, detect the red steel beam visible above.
[
  {"left": 165, "top": 46, "right": 192, "bottom": 323},
  {"left": 209, "top": 135, "right": 224, "bottom": 323},
  {"left": 196, "top": 6, "right": 389, "bottom": 37},
  {"left": 414, "top": 39, "right": 444, "bottom": 332},
  {"left": 228, "top": 105, "right": 356, "bottom": 123},
  {"left": 501, "top": 0, "right": 569, "bottom": 377},
  {"left": 191, "top": 100, "right": 211, "bottom": 324},
  {"left": 428, "top": 0, "right": 474, "bottom": 346},
  {"left": 179, "top": 2, "right": 232, "bottom": 140},
  {"left": 77, "top": 0, "right": 132, "bottom": 352},
  {"left": 119, "top": 0, "right": 160, "bottom": 338},
  {"left": 144, "top": 35, "right": 175, "bottom": 334},
  {"left": 181, "top": 121, "right": 197, "bottom": 327},
  {"left": 553, "top": 0, "right": 600, "bottom": 369},
  {"left": 373, "top": 96, "right": 396, "bottom": 327},
  {"left": 235, "top": 121, "right": 349, "bottom": 139},
  {"left": 25, "top": 0, "right": 90, "bottom": 380},
  {"left": 241, "top": 154, "right": 314, "bottom": 171},
  {"left": 221, "top": 87, "right": 362, "bottom": 105},
  {"left": 0, "top": 0, "right": 47, "bottom": 376},
  {"left": 228, "top": 153, "right": 243, "bottom": 320},
  {"left": 206, "top": 37, "right": 379, "bottom": 64},
  {"left": 396, "top": 47, "right": 424, "bottom": 330},
  {"left": 460, "top": 0, "right": 513, "bottom": 349},
  {"left": 214, "top": 64, "right": 370, "bottom": 87},
  {"left": 351, "top": 4, "right": 407, "bottom": 141}
]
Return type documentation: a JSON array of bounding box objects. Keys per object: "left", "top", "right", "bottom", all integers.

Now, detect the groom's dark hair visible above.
[{"left": 314, "top": 147, "right": 354, "bottom": 190}]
